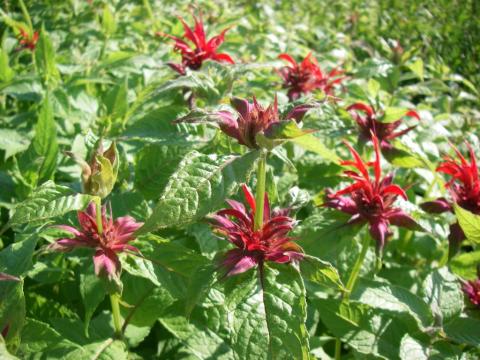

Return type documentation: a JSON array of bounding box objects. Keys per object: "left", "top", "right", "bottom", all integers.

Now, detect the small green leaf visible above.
[
  {"left": 34, "top": 28, "right": 60, "bottom": 84},
  {"left": 0, "top": 48, "right": 14, "bottom": 83},
  {"left": 381, "top": 107, "right": 409, "bottom": 123},
  {"left": 255, "top": 120, "right": 314, "bottom": 150},
  {"left": 291, "top": 134, "right": 339, "bottom": 163},
  {"left": 105, "top": 78, "right": 128, "bottom": 120},
  {"left": 137, "top": 150, "right": 259, "bottom": 234},
  {"left": 454, "top": 204, "right": 480, "bottom": 244},
  {"left": 299, "top": 255, "right": 344, "bottom": 290},
  {"left": 79, "top": 272, "right": 105, "bottom": 336},
  {"left": 450, "top": 250, "right": 480, "bottom": 280},
  {"left": 367, "top": 78, "right": 381, "bottom": 98},
  {"left": 102, "top": 5, "right": 117, "bottom": 36},
  {"left": 408, "top": 58, "right": 424, "bottom": 81}
]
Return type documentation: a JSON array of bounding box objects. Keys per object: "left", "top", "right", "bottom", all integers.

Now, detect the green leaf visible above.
[
  {"left": 0, "top": 48, "right": 14, "bottom": 83},
  {"left": 160, "top": 303, "right": 233, "bottom": 360},
  {"left": 102, "top": 5, "right": 117, "bottom": 36},
  {"left": 8, "top": 181, "right": 94, "bottom": 226},
  {"left": 367, "top": 78, "right": 381, "bottom": 98},
  {"left": 352, "top": 279, "right": 433, "bottom": 329},
  {"left": 79, "top": 272, "right": 105, "bottom": 336},
  {"left": 299, "top": 255, "right": 344, "bottom": 290},
  {"left": 137, "top": 150, "right": 259, "bottom": 234},
  {"left": 450, "top": 250, "right": 480, "bottom": 280},
  {"left": 0, "top": 280, "right": 25, "bottom": 353},
  {"left": 444, "top": 316, "right": 480, "bottom": 347},
  {"left": 290, "top": 134, "right": 339, "bottom": 163},
  {"left": 0, "top": 337, "right": 19, "bottom": 359},
  {"left": 105, "top": 78, "right": 128, "bottom": 120},
  {"left": 19, "top": 95, "right": 58, "bottom": 186},
  {"left": 408, "top": 58, "right": 424, "bottom": 81},
  {"left": 0, "top": 234, "right": 38, "bottom": 276},
  {"left": 454, "top": 204, "right": 480, "bottom": 245},
  {"left": 34, "top": 28, "right": 60, "bottom": 84},
  {"left": 184, "top": 263, "right": 217, "bottom": 316},
  {"left": 255, "top": 120, "right": 314, "bottom": 150},
  {"left": 0, "top": 129, "right": 30, "bottom": 159},
  {"left": 381, "top": 107, "right": 409, "bottom": 123},
  {"left": 17, "top": 318, "right": 81, "bottom": 358},
  {"left": 65, "top": 339, "right": 127, "bottom": 360},
  {"left": 399, "top": 334, "right": 427, "bottom": 360},
  {"left": 90, "top": 155, "right": 115, "bottom": 199},
  {"left": 422, "top": 267, "right": 463, "bottom": 323},
  {"left": 259, "top": 263, "right": 310, "bottom": 359},
  {"left": 134, "top": 143, "right": 190, "bottom": 200},
  {"left": 383, "top": 145, "right": 425, "bottom": 168}
]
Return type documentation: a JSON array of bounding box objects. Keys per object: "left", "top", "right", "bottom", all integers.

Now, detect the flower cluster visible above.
[
  {"left": 210, "top": 185, "right": 302, "bottom": 277},
  {"left": 347, "top": 103, "right": 420, "bottom": 151},
  {"left": 216, "top": 96, "right": 311, "bottom": 149},
  {"left": 421, "top": 142, "right": 480, "bottom": 252},
  {"left": 158, "top": 14, "right": 234, "bottom": 75},
  {"left": 325, "top": 135, "right": 420, "bottom": 251},
  {"left": 277, "top": 53, "right": 344, "bottom": 101},
  {"left": 50, "top": 202, "right": 143, "bottom": 280},
  {"left": 17, "top": 28, "right": 39, "bottom": 51}
]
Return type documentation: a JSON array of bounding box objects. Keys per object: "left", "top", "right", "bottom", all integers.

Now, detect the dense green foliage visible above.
[{"left": 0, "top": 0, "right": 479, "bottom": 359}]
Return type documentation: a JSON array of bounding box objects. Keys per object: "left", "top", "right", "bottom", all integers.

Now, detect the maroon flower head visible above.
[
  {"left": 210, "top": 185, "right": 303, "bottom": 277},
  {"left": 158, "top": 14, "right": 234, "bottom": 75},
  {"left": 217, "top": 95, "right": 312, "bottom": 149},
  {"left": 50, "top": 202, "right": 143, "bottom": 280},
  {"left": 422, "top": 142, "right": 480, "bottom": 250},
  {"left": 325, "top": 135, "right": 420, "bottom": 251},
  {"left": 17, "top": 28, "right": 39, "bottom": 51},
  {"left": 277, "top": 53, "right": 344, "bottom": 101},
  {"left": 462, "top": 278, "right": 480, "bottom": 308},
  {"left": 347, "top": 103, "right": 420, "bottom": 151}
]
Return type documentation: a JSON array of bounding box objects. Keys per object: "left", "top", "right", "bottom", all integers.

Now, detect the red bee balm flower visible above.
[
  {"left": 462, "top": 278, "right": 480, "bottom": 308},
  {"left": 210, "top": 185, "right": 303, "bottom": 277},
  {"left": 347, "top": 103, "right": 420, "bottom": 150},
  {"left": 421, "top": 143, "right": 480, "bottom": 249},
  {"left": 18, "top": 28, "right": 39, "bottom": 51},
  {"left": 217, "top": 96, "right": 312, "bottom": 149},
  {"left": 277, "top": 53, "right": 344, "bottom": 101},
  {"left": 325, "top": 136, "right": 420, "bottom": 251},
  {"left": 158, "top": 14, "right": 234, "bottom": 75},
  {"left": 50, "top": 202, "right": 143, "bottom": 280}
]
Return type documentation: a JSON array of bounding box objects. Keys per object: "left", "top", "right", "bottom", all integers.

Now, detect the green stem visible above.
[
  {"left": 109, "top": 293, "right": 122, "bottom": 338},
  {"left": 18, "top": 0, "right": 33, "bottom": 32},
  {"left": 254, "top": 151, "right": 267, "bottom": 231},
  {"left": 345, "top": 231, "right": 370, "bottom": 299},
  {"left": 95, "top": 197, "right": 103, "bottom": 235},
  {"left": 142, "top": 0, "right": 156, "bottom": 29},
  {"left": 335, "top": 230, "right": 371, "bottom": 360}
]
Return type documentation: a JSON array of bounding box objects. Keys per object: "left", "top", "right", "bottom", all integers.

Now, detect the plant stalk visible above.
[
  {"left": 109, "top": 293, "right": 122, "bottom": 338},
  {"left": 335, "top": 230, "right": 371, "bottom": 359},
  {"left": 95, "top": 197, "right": 103, "bottom": 235},
  {"left": 254, "top": 151, "right": 267, "bottom": 231},
  {"left": 18, "top": 0, "right": 33, "bottom": 33}
]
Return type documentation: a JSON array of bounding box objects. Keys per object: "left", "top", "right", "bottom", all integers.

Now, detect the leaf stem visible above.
[
  {"left": 254, "top": 151, "right": 267, "bottom": 231},
  {"left": 335, "top": 230, "right": 370, "bottom": 359},
  {"left": 345, "top": 230, "right": 370, "bottom": 299},
  {"left": 109, "top": 293, "right": 122, "bottom": 338}
]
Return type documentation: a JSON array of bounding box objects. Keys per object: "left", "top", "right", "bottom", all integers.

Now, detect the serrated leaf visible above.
[
  {"left": 8, "top": 181, "right": 94, "bottom": 226},
  {"left": 399, "top": 334, "right": 427, "bottom": 360},
  {"left": 34, "top": 28, "right": 60, "bottom": 84},
  {"left": 352, "top": 279, "right": 433, "bottom": 328},
  {"left": 422, "top": 267, "right": 463, "bottom": 323},
  {"left": 137, "top": 150, "right": 259, "bottom": 234},
  {"left": 454, "top": 204, "right": 480, "bottom": 245},
  {"left": 17, "top": 318, "right": 81, "bottom": 358},
  {"left": 0, "top": 129, "right": 30, "bottom": 159},
  {"left": 134, "top": 143, "right": 190, "bottom": 200},
  {"left": 65, "top": 339, "right": 127, "bottom": 360},
  {"left": 0, "top": 234, "right": 38, "bottom": 276},
  {"left": 299, "top": 255, "right": 344, "bottom": 290}
]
